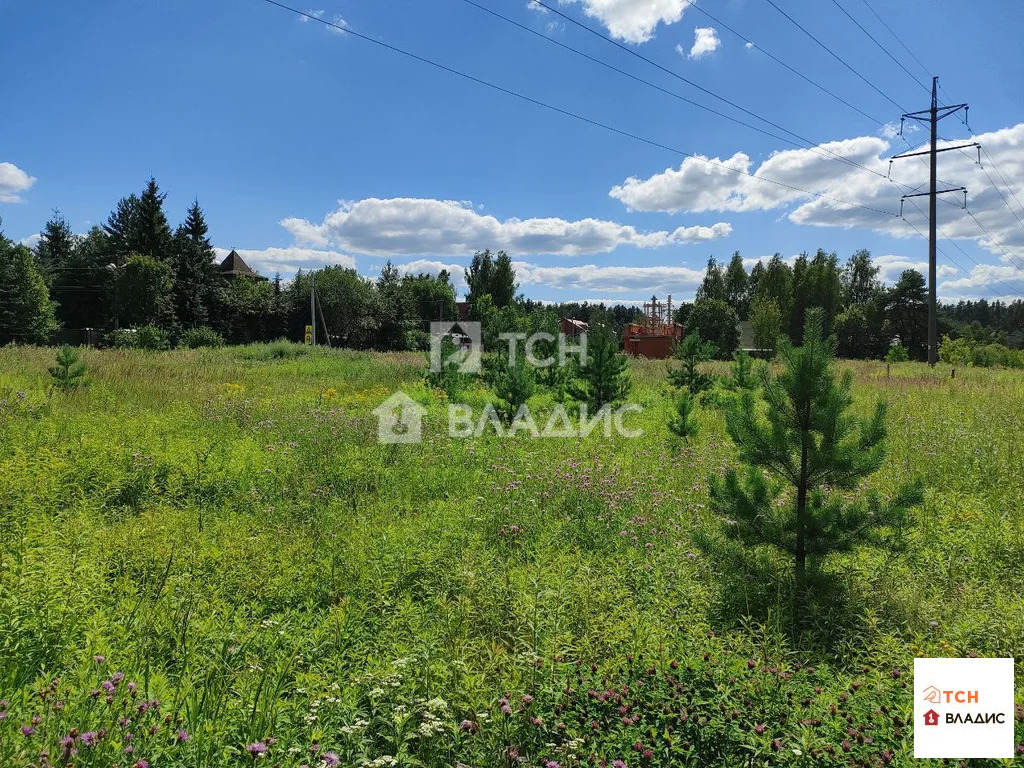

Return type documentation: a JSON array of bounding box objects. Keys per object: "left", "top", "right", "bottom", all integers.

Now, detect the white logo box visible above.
[{"left": 913, "top": 657, "right": 1015, "bottom": 759}]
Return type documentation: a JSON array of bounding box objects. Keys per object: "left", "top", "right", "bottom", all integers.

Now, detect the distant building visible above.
[
  {"left": 219, "top": 250, "right": 267, "bottom": 281},
  {"left": 624, "top": 295, "right": 684, "bottom": 359},
  {"left": 560, "top": 317, "right": 588, "bottom": 340}
]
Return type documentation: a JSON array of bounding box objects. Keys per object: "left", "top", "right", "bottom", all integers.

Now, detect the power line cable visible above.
[
  {"left": 469, "top": 0, "right": 965, "bottom": 230},
  {"left": 900, "top": 199, "right": 1024, "bottom": 297},
  {"left": 680, "top": 0, "right": 885, "bottom": 126},
  {"left": 856, "top": 0, "right": 932, "bottom": 78},
  {"left": 761, "top": 0, "right": 906, "bottom": 112},
  {"left": 261, "top": 0, "right": 898, "bottom": 218},
  {"left": 827, "top": 0, "right": 930, "bottom": 93},
  {"left": 463, "top": 0, "right": 900, "bottom": 182},
  {"left": 528, "top": 0, "right": 879, "bottom": 156}
]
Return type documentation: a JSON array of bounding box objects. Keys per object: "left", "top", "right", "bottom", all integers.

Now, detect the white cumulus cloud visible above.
[
  {"left": 513, "top": 261, "right": 704, "bottom": 294},
  {"left": 556, "top": 0, "right": 690, "bottom": 44},
  {"left": 609, "top": 123, "right": 1024, "bottom": 272},
  {"left": 280, "top": 197, "right": 730, "bottom": 257},
  {"left": 0, "top": 162, "right": 37, "bottom": 203},
  {"left": 687, "top": 27, "right": 720, "bottom": 59}
]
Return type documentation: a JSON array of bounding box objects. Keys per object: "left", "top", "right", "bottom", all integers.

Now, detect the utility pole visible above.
[
  {"left": 310, "top": 273, "right": 317, "bottom": 346},
  {"left": 889, "top": 77, "right": 976, "bottom": 365}
]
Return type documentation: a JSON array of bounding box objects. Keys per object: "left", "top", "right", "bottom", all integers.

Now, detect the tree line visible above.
[
  {"left": 677, "top": 250, "right": 1024, "bottom": 362},
  {"left": 2, "top": 177, "right": 1023, "bottom": 358}
]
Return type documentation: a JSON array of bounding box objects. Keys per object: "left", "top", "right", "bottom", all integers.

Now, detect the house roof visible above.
[{"left": 219, "top": 250, "right": 266, "bottom": 280}]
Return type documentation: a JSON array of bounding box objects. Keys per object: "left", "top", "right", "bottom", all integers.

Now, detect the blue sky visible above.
[{"left": 2, "top": 0, "right": 1023, "bottom": 303}]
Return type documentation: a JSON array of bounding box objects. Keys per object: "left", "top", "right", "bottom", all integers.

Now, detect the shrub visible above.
[
  {"left": 179, "top": 326, "right": 224, "bottom": 349},
  {"left": 885, "top": 343, "right": 909, "bottom": 362},
  {"left": 241, "top": 340, "right": 311, "bottom": 360},
  {"left": 107, "top": 325, "right": 170, "bottom": 351},
  {"left": 426, "top": 335, "right": 473, "bottom": 401}
]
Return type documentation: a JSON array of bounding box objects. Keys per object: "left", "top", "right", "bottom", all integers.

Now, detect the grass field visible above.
[{"left": 1, "top": 344, "right": 1022, "bottom": 767}]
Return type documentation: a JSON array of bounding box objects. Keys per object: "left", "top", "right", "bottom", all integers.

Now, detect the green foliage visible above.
[
  {"left": 752, "top": 254, "right": 793, "bottom": 327},
  {"left": 571, "top": 324, "right": 630, "bottom": 408},
  {"left": 0, "top": 233, "right": 58, "bottom": 345},
  {"left": 425, "top": 335, "right": 473, "bottom": 401},
  {"left": 749, "top": 295, "right": 782, "bottom": 355},
  {"left": 172, "top": 201, "right": 218, "bottom": 329},
  {"left": 108, "top": 324, "right": 170, "bottom": 351},
  {"left": 493, "top": 353, "right": 536, "bottom": 424},
  {"left": 667, "top": 389, "right": 698, "bottom": 443},
  {"left": 727, "top": 350, "right": 757, "bottom": 391},
  {"left": 885, "top": 343, "right": 909, "bottom": 362},
  {"left": 0, "top": 343, "right": 1021, "bottom": 767},
  {"left": 113, "top": 253, "right": 174, "bottom": 328},
  {"left": 465, "top": 249, "right": 517, "bottom": 308},
  {"left": 48, "top": 346, "right": 89, "bottom": 391},
  {"left": 723, "top": 251, "right": 749, "bottom": 317},
  {"left": 884, "top": 270, "right": 927, "bottom": 360},
  {"left": 687, "top": 299, "right": 739, "bottom": 359},
  {"left": 668, "top": 331, "right": 716, "bottom": 394},
  {"left": 707, "top": 308, "right": 923, "bottom": 605},
  {"left": 179, "top": 326, "right": 224, "bottom": 349},
  {"left": 375, "top": 262, "right": 417, "bottom": 351},
  {"left": 938, "top": 334, "right": 1024, "bottom": 368}
]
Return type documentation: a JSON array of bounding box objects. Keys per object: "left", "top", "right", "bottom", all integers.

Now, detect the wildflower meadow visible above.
[{"left": 0, "top": 343, "right": 1022, "bottom": 767}]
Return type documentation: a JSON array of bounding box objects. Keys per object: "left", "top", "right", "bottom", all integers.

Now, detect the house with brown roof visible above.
[{"left": 218, "top": 250, "right": 267, "bottom": 281}]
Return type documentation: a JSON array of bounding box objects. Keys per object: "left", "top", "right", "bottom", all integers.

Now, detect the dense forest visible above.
[{"left": 2, "top": 177, "right": 1022, "bottom": 363}]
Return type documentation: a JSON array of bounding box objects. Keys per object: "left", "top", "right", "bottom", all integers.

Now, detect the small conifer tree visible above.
[
  {"left": 571, "top": 324, "right": 631, "bottom": 408},
  {"left": 708, "top": 308, "right": 922, "bottom": 603},
  {"left": 494, "top": 353, "right": 537, "bottom": 424},
  {"left": 669, "top": 331, "right": 716, "bottom": 394},
  {"left": 667, "top": 390, "right": 698, "bottom": 443},
  {"left": 727, "top": 350, "right": 758, "bottom": 391},
  {"left": 49, "top": 346, "right": 89, "bottom": 392}
]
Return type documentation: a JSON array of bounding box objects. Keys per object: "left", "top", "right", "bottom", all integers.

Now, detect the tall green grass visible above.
[{"left": 0, "top": 346, "right": 1021, "bottom": 766}]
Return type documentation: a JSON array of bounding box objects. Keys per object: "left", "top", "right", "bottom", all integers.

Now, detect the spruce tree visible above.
[
  {"left": 173, "top": 200, "right": 217, "bottom": 329},
  {"left": 104, "top": 178, "right": 174, "bottom": 267},
  {"left": 708, "top": 308, "right": 922, "bottom": 605},
  {"left": 35, "top": 210, "right": 77, "bottom": 281}
]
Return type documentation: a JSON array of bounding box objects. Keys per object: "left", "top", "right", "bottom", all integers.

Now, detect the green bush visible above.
[
  {"left": 107, "top": 325, "right": 170, "bottom": 351},
  {"left": 884, "top": 343, "right": 909, "bottom": 362},
  {"left": 938, "top": 335, "right": 1024, "bottom": 368},
  {"left": 240, "top": 340, "right": 311, "bottom": 360},
  {"left": 179, "top": 326, "right": 224, "bottom": 349}
]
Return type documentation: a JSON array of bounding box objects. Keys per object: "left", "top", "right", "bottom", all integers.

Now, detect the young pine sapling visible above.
[
  {"left": 49, "top": 346, "right": 89, "bottom": 392},
  {"left": 708, "top": 309, "right": 922, "bottom": 606}
]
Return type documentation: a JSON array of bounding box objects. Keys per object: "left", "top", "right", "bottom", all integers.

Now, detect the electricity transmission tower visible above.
[{"left": 889, "top": 77, "right": 977, "bottom": 365}]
